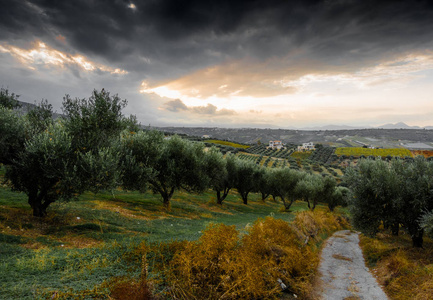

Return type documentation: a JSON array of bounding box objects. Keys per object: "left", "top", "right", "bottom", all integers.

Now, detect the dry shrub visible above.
[
  {"left": 375, "top": 250, "right": 411, "bottom": 287},
  {"left": 292, "top": 210, "right": 348, "bottom": 242},
  {"left": 159, "top": 214, "right": 346, "bottom": 299},
  {"left": 166, "top": 223, "right": 238, "bottom": 299},
  {"left": 237, "top": 217, "right": 318, "bottom": 298},
  {"left": 360, "top": 235, "right": 433, "bottom": 300},
  {"left": 109, "top": 276, "right": 153, "bottom": 300}
]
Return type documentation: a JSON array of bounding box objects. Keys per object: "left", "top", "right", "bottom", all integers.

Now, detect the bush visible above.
[{"left": 153, "top": 213, "right": 348, "bottom": 299}]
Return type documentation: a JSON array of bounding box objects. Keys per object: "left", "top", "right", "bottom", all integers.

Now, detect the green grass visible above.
[{"left": 0, "top": 185, "right": 316, "bottom": 299}]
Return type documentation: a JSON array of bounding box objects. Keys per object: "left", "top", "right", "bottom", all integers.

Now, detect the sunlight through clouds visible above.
[{"left": 0, "top": 40, "right": 128, "bottom": 75}]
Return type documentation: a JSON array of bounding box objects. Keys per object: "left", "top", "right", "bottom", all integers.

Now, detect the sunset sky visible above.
[{"left": 1, "top": 0, "right": 433, "bottom": 128}]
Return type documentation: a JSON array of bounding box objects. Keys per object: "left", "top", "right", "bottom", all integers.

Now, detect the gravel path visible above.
[{"left": 315, "top": 230, "right": 388, "bottom": 300}]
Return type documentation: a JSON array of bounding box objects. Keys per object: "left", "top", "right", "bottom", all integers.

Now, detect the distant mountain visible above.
[
  {"left": 376, "top": 122, "right": 421, "bottom": 129},
  {"left": 299, "top": 124, "right": 369, "bottom": 130}
]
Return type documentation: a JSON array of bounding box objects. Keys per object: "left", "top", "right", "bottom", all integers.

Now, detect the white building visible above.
[
  {"left": 269, "top": 140, "right": 283, "bottom": 150},
  {"left": 297, "top": 142, "right": 315, "bottom": 151}
]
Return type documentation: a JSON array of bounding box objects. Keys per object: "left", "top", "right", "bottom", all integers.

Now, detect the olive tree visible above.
[
  {"left": 0, "top": 88, "right": 21, "bottom": 109},
  {"left": 269, "top": 168, "right": 305, "bottom": 211},
  {"left": 420, "top": 210, "right": 433, "bottom": 238},
  {"left": 327, "top": 186, "right": 349, "bottom": 212},
  {"left": 256, "top": 166, "right": 272, "bottom": 202},
  {"left": 118, "top": 130, "right": 164, "bottom": 193},
  {"left": 61, "top": 88, "right": 135, "bottom": 153},
  {"left": 2, "top": 89, "right": 136, "bottom": 217},
  {"left": 204, "top": 148, "right": 236, "bottom": 205},
  {"left": 26, "top": 99, "right": 53, "bottom": 134},
  {"left": 345, "top": 157, "right": 433, "bottom": 247},
  {"left": 344, "top": 159, "right": 398, "bottom": 236},
  {"left": 234, "top": 159, "right": 260, "bottom": 204},
  {"left": 5, "top": 122, "right": 77, "bottom": 217},
  {"left": 295, "top": 173, "right": 325, "bottom": 211},
  {"left": 0, "top": 107, "right": 26, "bottom": 165},
  {"left": 60, "top": 89, "right": 138, "bottom": 193},
  {"left": 147, "top": 136, "right": 209, "bottom": 208}
]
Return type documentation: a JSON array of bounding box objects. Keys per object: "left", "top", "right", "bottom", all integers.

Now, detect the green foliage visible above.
[
  {"left": 118, "top": 130, "right": 163, "bottom": 193},
  {"left": 0, "top": 88, "right": 21, "bottom": 109},
  {"left": 5, "top": 122, "right": 77, "bottom": 217},
  {"left": 148, "top": 135, "right": 209, "bottom": 207},
  {"left": 25, "top": 99, "right": 53, "bottom": 134},
  {"left": 269, "top": 168, "right": 305, "bottom": 210},
  {"left": 61, "top": 88, "right": 133, "bottom": 153},
  {"left": 204, "top": 148, "right": 233, "bottom": 204},
  {"left": 2, "top": 89, "right": 137, "bottom": 217},
  {"left": 420, "top": 210, "right": 433, "bottom": 238},
  {"left": 345, "top": 157, "right": 433, "bottom": 247},
  {"left": 234, "top": 159, "right": 260, "bottom": 204},
  {"left": 79, "top": 146, "right": 121, "bottom": 194},
  {"left": 0, "top": 107, "right": 26, "bottom": 165},
  {"left": 295, "top": 173, "right": 326, "bottom": 211},
  {"left": 328, "top": 186, "right": 349, "bottom": 212}
]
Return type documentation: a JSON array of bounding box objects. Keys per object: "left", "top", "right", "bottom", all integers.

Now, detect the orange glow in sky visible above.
[{"left": 0, "top": 40, "right": 128, "bottom": 75}]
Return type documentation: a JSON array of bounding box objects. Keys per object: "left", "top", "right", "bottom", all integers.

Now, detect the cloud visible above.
[
  {"left": 2, "top": 0, "right": 433, "bottom": 77},
  {"left": 2, "top": 0, "right": 433, "bottom": 128},
  {"left": 164, "top": 99, "right": 188, "bottom": 112},
  {"left": 162, "top": 99, "right": 235, "bottom": 115},
  {"left": 0, "top": 40, "right": 128, "bottom": 75}
]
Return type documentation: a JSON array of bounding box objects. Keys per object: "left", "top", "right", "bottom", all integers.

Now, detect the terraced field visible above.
[{"left": 335, "top": 147, "right": 412, "bottom": 158}]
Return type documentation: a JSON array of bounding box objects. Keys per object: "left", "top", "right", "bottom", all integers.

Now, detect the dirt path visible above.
[{"left": 314, "top": 230, "right": 388, "bottom": 300}]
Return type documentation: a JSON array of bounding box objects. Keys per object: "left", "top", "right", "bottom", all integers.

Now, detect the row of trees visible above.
[
  {"left": 345, "top": 157, "right": 433, "bottom": 248},
  {"left": 0, "top": 89, "right": 347, "bottom": 217}
]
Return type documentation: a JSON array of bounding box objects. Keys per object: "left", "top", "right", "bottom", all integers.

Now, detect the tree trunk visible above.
[
  {"left": 411, "top": 229, "right": 424, "bottom": 248},
  {"left": 32, "top": 201, "right": 47, "bottom": 217},
  {"left": 241, "top": 192, "right": 249, "bottom": 204},
  {"left": 161, "top": 187, "right": 174, "bottom": 209},
  {"left": 281, "top": 197, "right": 294, "bottom": 211},
  {"left": 311, "top": 200, "right": 316, "bottom": 211},
  {"left": 216, "top": 189, "right": 229, "bottom": 205},
  {"left": 261, "top": 192, "right": 269, "bottom": 202},
  {"left": 216, "top": 190, "right": 223, "bottom": 205},
  {"left": 391, "top": 223, "right": 399, "bottom": 236},
  {"left": 28, "top": 190, "right": 49, "bottom": 217}
]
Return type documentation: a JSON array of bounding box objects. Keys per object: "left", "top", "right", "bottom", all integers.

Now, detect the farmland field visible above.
[
  {"left": 290, "top": 151, "right": 312, "bottom": 159},
  {"left": 204, "top": 139, "right": 250, "bottom": 149},
  {"left": 411, "top": 150, "right": 433, "bottom": 158},
  {"left": 335, "top": 147, "right": 412, "bottom": 158}
]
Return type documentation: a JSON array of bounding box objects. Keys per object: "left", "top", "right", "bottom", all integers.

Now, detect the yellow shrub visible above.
[
  {"left": 156, "top": 215, "right": 345, "bottom": 299},
  {"left": 293, "top": 210, "right": 348, "bottom": 242}
]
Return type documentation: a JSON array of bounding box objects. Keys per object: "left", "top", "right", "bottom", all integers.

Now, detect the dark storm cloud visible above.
[{"left": 1, "top": 0, "right": 433, "bottom": 77}]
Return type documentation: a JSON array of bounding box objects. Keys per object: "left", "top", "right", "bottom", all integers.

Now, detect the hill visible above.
[{"left": 153, "top": 126, "right": 433, "bottom": 149}]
